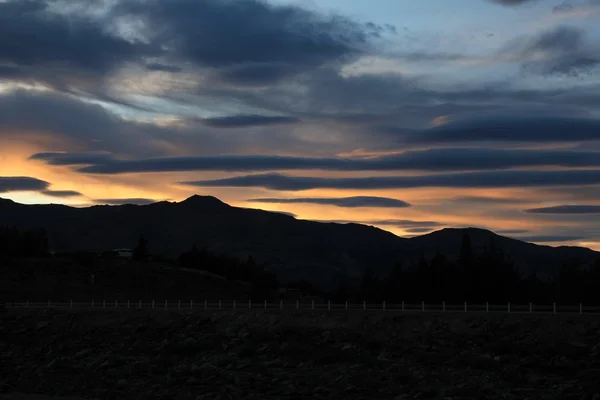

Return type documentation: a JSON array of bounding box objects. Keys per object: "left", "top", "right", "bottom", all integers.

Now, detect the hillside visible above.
[{"left": 1, "top": 196, "right": 599, "bottom": 288}]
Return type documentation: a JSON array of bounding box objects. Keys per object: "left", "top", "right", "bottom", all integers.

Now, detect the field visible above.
[
  {"left": 0, "top": 257, "right": 253, "bottom": 302},
  {"left": 1, "top": 308, "right": 599, "bottom": 400}
]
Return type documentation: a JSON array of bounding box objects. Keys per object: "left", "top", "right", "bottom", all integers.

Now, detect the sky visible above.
[{"left": 1, "top": 0, "right": 600, "bottom": 249}]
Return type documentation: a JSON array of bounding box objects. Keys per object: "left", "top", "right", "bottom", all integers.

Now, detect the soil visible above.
[{"left": 1, "top": 308, "right": 599, "bottom": 399}]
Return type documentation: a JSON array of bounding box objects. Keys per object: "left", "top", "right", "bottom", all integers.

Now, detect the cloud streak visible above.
[
  {"left": 0, "top": 176, "right": 49, "bottom": 193},
  {"left": 524, "top": 205, "right": 600, "bottom": 214},
  {"left": 29, "top": 148, "right": 600, "bottom": 174},
  {"left": 181, "top": 170, "right": 600, "bottom": 191},
  {"left": 247, "top": 196, "right": 411, "bottom": 208}
]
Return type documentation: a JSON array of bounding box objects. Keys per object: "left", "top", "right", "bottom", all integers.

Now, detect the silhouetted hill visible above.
[{"left": 1, "top": 196, "right": 598, "bottom": 289}]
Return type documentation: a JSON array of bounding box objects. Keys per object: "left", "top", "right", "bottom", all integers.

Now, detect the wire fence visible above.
[{"left": 3, "top": 300, "right": 600, "bottom": 315}]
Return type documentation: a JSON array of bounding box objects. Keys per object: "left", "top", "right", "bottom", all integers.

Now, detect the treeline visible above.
[
  {"left": 330, "top": 234, "right": 600, "bottom": 306},
  {"left": 0, "top": 226, "right": 49, "bottom": 258},
  {"left": 178, "top": 245, "right": 279, "bottom": 300}
]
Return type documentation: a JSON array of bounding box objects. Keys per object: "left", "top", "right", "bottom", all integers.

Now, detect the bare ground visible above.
[{"left": 1, "top": 308, "right": 599, "bottom": 399}]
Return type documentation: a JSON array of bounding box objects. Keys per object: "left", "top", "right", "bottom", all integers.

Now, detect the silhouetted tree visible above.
[{"left": 132, "top": 234, "right": 149, "bottom": 261}]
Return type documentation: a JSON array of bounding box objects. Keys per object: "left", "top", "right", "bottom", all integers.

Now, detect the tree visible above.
[{"left": 132, "top": 234, "right": 149, "bottom": 261}]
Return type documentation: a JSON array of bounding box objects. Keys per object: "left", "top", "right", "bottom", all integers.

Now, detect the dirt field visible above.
[{"left": 1, "top": 308, "right": 599, "bottom": 399}]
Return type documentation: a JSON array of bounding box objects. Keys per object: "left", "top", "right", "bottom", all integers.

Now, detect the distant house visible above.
[{"left": 113, "top": 248, "right": 133, "bottom": 259}]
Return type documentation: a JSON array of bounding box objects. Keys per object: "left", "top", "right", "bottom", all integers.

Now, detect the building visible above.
[{"left": 112, "top": 248, "right": 133, "bottom": 259}]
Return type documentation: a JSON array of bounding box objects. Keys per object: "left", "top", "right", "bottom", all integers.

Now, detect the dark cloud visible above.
[
  {"left": 30, "top": 152, "right": 115, "bottom": 166},
  {"left": 404, "top": 114, "right": 600, "bottom": 144},
  {"left": 180, "top": 170, "right": 600, "bottom": 191},
  {"left": 511, "top": 235, "right": 585, "bottom": 243},
  {"left": 112, "top": 0, "right": 380, "bottom": 85},
  {"left": 552, "top": 2, "right": 576, "bottom": 13},
  {"left": 308, "top": 218, "right": 443, "bottom": 229},
  {"left": 524, "top": 205, "right": 600, "bottom": 214},
  {"left": 508, "top": 26, "right": 600, "bottom": 77},
  {"left": 0, "top": 176, "right": 49, "bottom": 193},
  {"left": 94, "top": 198, "right": 158, "bottom": 206},
  {"left": 247, "top": 196, "right": 411, "bottom": 208},
  {"left": 367, "top": 220, "right": 443, "bottom": 228},
  {"left": 201, "top": 115, "right": 300, "bottom": 128},
  {"left": 449, "top": 196, "right": 526, "bottom": 205},
  {"left": 488, "top": 0, "right": 537, "bottom": 5},
  {"left": 404, "top": 227, "right": 435, "bottom": 234},
  {"left": 41, "top": 189, "right": 82, "bottom": 197},
  {"left": 497, "top": 229, "right": 530, "bottom": 234},
  {"left": 29, "top": 148, "right": 600, "bottom": 174},
  {"left": 0, "top": 0, "right": 152, "bottom": 90},
  {"left": 145, "top": 63, "right": 183, "bottom": 73}
]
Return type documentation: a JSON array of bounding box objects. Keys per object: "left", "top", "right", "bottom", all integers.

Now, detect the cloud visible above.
[
  {"left": 403, "top": 114, "right": 600, "bottom": 144},
  {"left": 489, "top": 0, "right": 537, "bottom": 5},
  {"left": 505, "top": 26, "right": 600, "bottom": 77},
  {"left": 145, "top": 63, "right": 183, "bottom": 73},
  {"left": 247, "top": 196, "right": 411, "bottom": 208},
  {"left": 111, "top": 0, "right": 381, "bottom": 85},
  {"left": 0, "top": 0, "right": 152, "bottom": 90},
  {"left": 30, "top": 152, "right": 116, "bottom": 166},
  {"left": 201, "top": 115, "right": 300, "bottom": 128},
  {"left": 512, "top": 235, "right": 585, "bottom": 242},
  {"left": 94, "top": 198, "right": 158, "bottom": 205},
  {"left": 404, "top": 227, "right": 436, "bottom": 234},
  {"left": 524, "top": 205, "right": 600, "bottom": 214},
  {"left": 0, "top": 176, "right": 49, "bottom": 193},
  {"left": 30, "top": 148, "right": 600, "bottom": 174},
  {"left": 180, "top": 170, "right": 600, "bottom": 191},
  {"left": 449, "top": 196, "right": 526, "bottom": 205},
  {"left": 41, "top": 189, "right": 82, "bottom": 197},
  {"left": 308, "top": 218, "right": 443, "bottom": 229},
  {"left": 497, "top": 229, "right": 530, "bottom": 234}
]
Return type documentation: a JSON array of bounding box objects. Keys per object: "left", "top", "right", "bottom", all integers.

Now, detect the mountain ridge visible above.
[{"left": 1, "top": 195, "right": 598, "bottom": 288}]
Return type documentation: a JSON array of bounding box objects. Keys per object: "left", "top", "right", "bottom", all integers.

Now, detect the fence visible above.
[{"left": 4, "top": 300, "right": 600, "bottom": 315}]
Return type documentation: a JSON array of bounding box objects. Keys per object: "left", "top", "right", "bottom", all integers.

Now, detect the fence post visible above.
[
  {"left": 139, "top": 300, "right": 141, "bottom": 309},
  {"left": 152, "top": 300, "right": 154, "bottom": 309},
  {"left": 363, "top": 301, "right": 366, "bottom": 311},
  {"left": 70, "top": 300, "right": 73, "bottom": 308},
  {"left": 383, "top": 301, "right": 386, "bottom": 311},
  {"left": 104, "top": 300, "right": 106, "bottom": 308},
  {"left": 92, "top": 300, "right": 94, "bottom": 308},
  {"left": 328, "top": 300, "right": 331, "bottom": 310},
  {"left": 233, "top": 300, "right": 236, "bottom": 309},
  {"left": 553, "top": 302, "right": 556, "bottom": 314},
  {"left": 249, "top": 300, "right": 251, "bottom": 309},
  {"left": 443, "top": 301, "right": 445, "bottom": 312},
  {"left": 191, "top": 300, "right": 193, "bottom": 309},
  {"left": 219, "top": 300, "right": 221, "bottom": 309},
  {"left": 464, "top": 302, "right": 467, "bottom": 312},
  {"left": 345, "top": 301, "right": 348, "bottom": 310},
  {"left": 128, "top": 300, "right": 130, "bottom": 308},
  {"left": 529, "top": 302, "right": 532, "bottom": 313},
  {"left": 26, "top": 300, "right": 28, "bottom": 308},
  {"left": 280, "top": 300, "right": 283, "bottom": 309},
  {"left": 312, "top": 300, "right": 314, "bottom": 310},
  {"left": 421, "top": 301, "right": 424, "bottom": 312},
  {"left": 115, "top": 300, "right": 118, "bottom": 308},
  {"left": 178, "top": 300, "right": 180, "bottom": 309},
  {"left": 296, "top": 300, "right": 299, "bottom": 310},
  {"left": 580, "top": 303, "right": 583, "bottom": 314},
  {"left": 264, "top": 300, "right": 267, "bottom": 309},
  {"left": 402, "top": 301, "right": 404, "bottom": 312},
  {"left": 48, "top": 300, "right": 51, "bottom": 307},
  {"left": 205, "top": 300, "right": 207, "bottom": 309},
  {"left": 486, "top": 302, "right": 489, "bottom": 313},
  {"left": 165, "top": 300, "right": 167, "bottom": 308},
  {"left": 507, "top": 302, "right": 510, "bottom": 313}
]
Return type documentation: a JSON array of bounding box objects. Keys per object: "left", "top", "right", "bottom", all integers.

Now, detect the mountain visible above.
[{"left": 1, "top": 195, "right": 598, "bottom": 289}]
